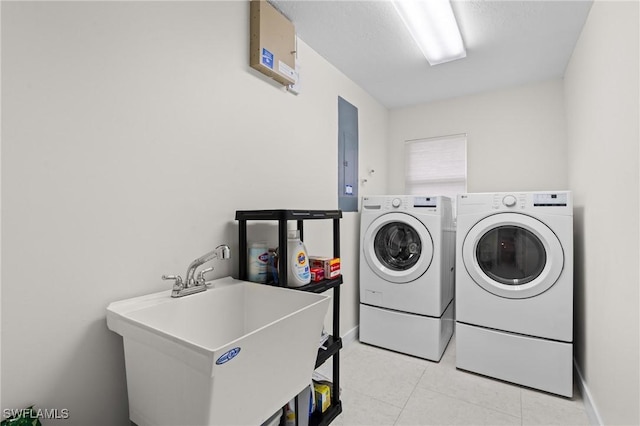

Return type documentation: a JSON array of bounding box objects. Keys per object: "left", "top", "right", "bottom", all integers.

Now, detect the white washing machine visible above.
[
  {"left": 455, "top": 191, "right": 573, "bottom": 397},
  {"left": 359, "top": 195, "right": 455, "bottom": 361}
]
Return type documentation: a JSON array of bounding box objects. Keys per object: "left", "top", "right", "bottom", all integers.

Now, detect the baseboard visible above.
[
  {"left": 341, "top": 325, "right": 359, "bottom": 349},
  {"left": 574, "top": 359, "right": 603, "bottom": 426}
]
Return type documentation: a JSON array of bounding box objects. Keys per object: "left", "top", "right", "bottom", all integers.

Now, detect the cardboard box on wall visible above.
[{"left": 249, "top": 0, "right": 296, "bottom": 86}]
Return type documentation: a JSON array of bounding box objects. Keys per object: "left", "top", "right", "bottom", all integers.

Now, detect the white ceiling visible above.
[{"left": 270, "top": 0, "right": 593, "bottom": 109}]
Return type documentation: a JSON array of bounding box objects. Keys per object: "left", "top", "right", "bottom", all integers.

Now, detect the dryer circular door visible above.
[
  {"left": 363, "top": 212, "right": 434, "bottom": 283},
  {"left": 462, "top": 213, "right": 564, "bottom": 299}
]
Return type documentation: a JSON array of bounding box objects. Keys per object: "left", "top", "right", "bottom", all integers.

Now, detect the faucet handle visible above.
[
  {"left": 162, "top": 274, "right": 182, "bottom": 282},
  {"left": 197, "top": 267, "right": 214, "bottom": 286},
  {"left": 162, "top": 274, "right": 183, "bottom": 290}
]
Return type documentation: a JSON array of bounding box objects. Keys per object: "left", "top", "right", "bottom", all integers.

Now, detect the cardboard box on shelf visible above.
[
  {"left": 309, "top": 257, "right": 341, "bottom": 279},
  {"left": 310, "top": 267, "right": 324, "bottom": 282}
]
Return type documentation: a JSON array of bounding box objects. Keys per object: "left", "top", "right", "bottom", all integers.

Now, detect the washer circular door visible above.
[
  {"left": 462, "top": 213, "right": 564, "bottom": 299},
  {"left": 363, "top": 212, "right": 434, "bottom": 283}
]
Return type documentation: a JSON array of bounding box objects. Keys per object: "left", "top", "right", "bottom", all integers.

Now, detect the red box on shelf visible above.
[
  {"left": 310, "top": 257, "right": 341, "bottom": 279},
  {"left": 310, "top": 267, "right": 324, "bottom": 282}
]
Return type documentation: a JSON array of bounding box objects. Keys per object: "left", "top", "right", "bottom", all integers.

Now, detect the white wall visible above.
[
  {"left": 388, "top": 79, "right": 568, "bottom": 193},
  {"left": 564, "top": 1, "right": 640, "bottom": 424},
  {"left": 0, "top": 2, "right": 388, "bottom": 424}
]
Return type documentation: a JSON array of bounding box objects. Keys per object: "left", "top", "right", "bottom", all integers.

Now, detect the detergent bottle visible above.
[{"left": 287, "top": 230, "right": 311, "bottom": 287}]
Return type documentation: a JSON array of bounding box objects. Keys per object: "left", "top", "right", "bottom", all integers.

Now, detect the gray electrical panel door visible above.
[{"left": 338, "top": 97, "right": 358, "bottom": 212}]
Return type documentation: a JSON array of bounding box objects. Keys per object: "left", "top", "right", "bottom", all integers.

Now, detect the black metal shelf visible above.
[
  {"left": 262, "top": 276, "right": 343, "bottom": 294},
  {"left": 309, "top": 401, "right": 342, "bottom": 426},
  {"left": 315, "top": 336, "right": 342, "bottom": 369},
  {"left": 236, "top": 209, "right": 342, "bottom": 426},
  {"left": 296, "top": 276, "right": 343, "bottom": 294},
  {"left": 235, "top": 209, "right": 342, "bottom": 221}
]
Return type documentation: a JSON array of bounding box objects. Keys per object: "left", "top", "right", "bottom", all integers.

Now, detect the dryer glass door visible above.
[
  {"left": 462, "top": 213, "right": 564, "bottom": 299},
  {"left": 476, "top": 226, "right": 546, "bottom": 286},
  {"left": 363, "top": 212, "right": 434, "bottom": 283}
]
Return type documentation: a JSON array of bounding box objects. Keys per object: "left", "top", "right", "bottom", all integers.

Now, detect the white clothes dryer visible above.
[
  {"left": 359, "top": 195, "right": 455, "bottom": 361},
  {"left": 455, "top": 191, "right": 573, "bottom": 397}
]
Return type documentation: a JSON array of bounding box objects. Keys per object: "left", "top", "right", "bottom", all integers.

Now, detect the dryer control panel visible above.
[
  {"left": 491, "top": 193, "right": 569, "bottom": 209},
  {"left": 533, "top": 193, "right": 568, "bottom": 207},
  {"left": 458, "top": 191, "right": 572, "bottom": 216}
]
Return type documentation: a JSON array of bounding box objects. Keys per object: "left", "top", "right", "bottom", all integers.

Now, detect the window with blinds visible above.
[{"left": 404, "top": 134, "right": 467, "bottom": 202}]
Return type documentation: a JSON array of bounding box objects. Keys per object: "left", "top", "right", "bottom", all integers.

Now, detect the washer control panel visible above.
[
  {"left": 502, "top": 195, "right": 517, "bottom": 207},
  {"left": 492, "top": 193, "right": 526, "bottom": 210},
  {"left": 413, "top": 197, "right": 438, "bottom": 208},
  {"left": 362, "top": 196, "right": 440, "bottom": 212}
]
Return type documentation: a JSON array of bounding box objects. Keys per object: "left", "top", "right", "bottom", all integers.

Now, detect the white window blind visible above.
[{"left": 404, "top": 134, "right": 467, "bottom": 202}]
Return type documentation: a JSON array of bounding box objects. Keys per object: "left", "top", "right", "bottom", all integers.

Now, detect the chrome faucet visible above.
[{"left": 162, "top": 244, "right": 231, "bottom": 298}]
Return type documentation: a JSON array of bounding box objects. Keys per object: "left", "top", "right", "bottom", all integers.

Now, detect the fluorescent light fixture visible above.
[{"left": 392, "top": 0, "right": 466, "bottom": 66}]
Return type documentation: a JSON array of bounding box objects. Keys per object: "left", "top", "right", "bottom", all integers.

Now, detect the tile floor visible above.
[{"left": 316, "top": 336, "right": 590, "bottom": 426}]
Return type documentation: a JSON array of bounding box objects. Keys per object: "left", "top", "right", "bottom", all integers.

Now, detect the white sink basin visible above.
[{"left": 107, "top": 277, "right": 330, "bottom": 426}]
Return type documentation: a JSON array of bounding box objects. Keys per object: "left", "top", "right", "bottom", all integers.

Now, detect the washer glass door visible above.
[
  {"left": 374, "top": 222, "right": 422, "bottom": 271},
  {"left": 463, "top": 213, "right": 563, "bottom": 298},
  {"left": 363, "top": 212, "right": 434, "bottom": 283}
]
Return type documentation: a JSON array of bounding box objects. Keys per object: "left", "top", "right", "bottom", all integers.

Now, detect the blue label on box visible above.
[{"left": 261, "top": 48, "right": 274, "bottom": 69}]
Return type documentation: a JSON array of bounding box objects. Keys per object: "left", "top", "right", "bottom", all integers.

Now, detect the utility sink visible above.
[{"left": 107, "top": 277, "right": 330, "bottom": 426}]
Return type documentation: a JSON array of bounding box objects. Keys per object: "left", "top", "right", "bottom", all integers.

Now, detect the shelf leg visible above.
[
  {"left": 297, "top": 220, "right": 304, "bottom": 241},
  {"left": 332, "top": 285, "right": 340, "bottom": 407},
  {"left": 279, "top": 219, "right": 288, "bottom": 286},
  {"left": 333, "top": 219, "right": 340, "bottom": 258},
  {"left": 239, "top": 219, "right": 247, "bottom": 280}
]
